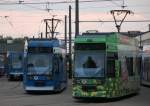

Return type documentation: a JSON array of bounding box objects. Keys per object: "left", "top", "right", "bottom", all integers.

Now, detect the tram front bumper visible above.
[
  {"left": 73, "top": 90, "right": 107, "bottom": 98},
  {"left": 9, "top": 72, "right": 23, "bottom": 79},
  {"left": 72, "top": 84, "right": 108, "bottom": 98},
  {"left": 25, "top": 86, "right": 54, "bottom": 91}
]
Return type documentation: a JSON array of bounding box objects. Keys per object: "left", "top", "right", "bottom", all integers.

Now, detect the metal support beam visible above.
[
  {"left": 75, "top": 0, "right": 79, "bottom": 36},
  {"left": 64, "top": 15, "right": 67, "bottom": 49},
  {"left": 44, "top": 18, "right": 61, "bottom": 39},
  {"left": 45, "top": 21, "right": 48, "bottom": 38},
  {"left": 51, "top": 18, "right": 54, "bottom": 38},
  {"left": 41, "top": 32, "right": 43, "bottom": 38},
  {"left": 69, "top": 5, "right": 72, "bottom": 79},
  {"left": 110, "top": 10, "right": 133, "bottom": 32}
]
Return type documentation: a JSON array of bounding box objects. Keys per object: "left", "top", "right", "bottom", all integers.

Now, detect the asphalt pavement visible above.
[{"left": 0, "top": 76, "right": 150, "bottom": 106}]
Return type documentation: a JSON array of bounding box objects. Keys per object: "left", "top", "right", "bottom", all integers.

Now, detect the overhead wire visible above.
[
  {"left": 0, "top": 0, "right": 149, "bottom": 12},
  {"left": 79, "top": 20, "right": 150, "bottom": 23},
  {"left": 0, "top": 0, "right": 121, "bottom": 5},
  {"left": 0, "top": 0, "right": 149, "bottom": 36},
  {"left": 0, "top": 0, "right": 13, "bottom": 3},
  {"left": 21, "top": 3, "right": 46, "bottom": 11}
]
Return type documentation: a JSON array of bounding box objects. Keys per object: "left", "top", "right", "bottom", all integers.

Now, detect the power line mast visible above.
[
  {"left": 75, "top": 0, "right": 79, "bottom": 36},
  {"left": 110, "top": 0, "right": 133, "bottom": 32},
  {"left": 44, "top": 17, "right": 61, "bottom": 39},
  {"left": 68, "top": 5, "right": 72, "bottom": 79},
  {"left": 110, "top": 10, "right": 133, "bottom": 32}
]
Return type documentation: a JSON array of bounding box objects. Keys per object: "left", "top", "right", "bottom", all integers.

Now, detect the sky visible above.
[{"left": 0, "top": 0, "right": 150, "bottom": 38}]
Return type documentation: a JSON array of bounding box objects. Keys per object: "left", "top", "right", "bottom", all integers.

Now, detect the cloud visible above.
[
  {"left": 0, "top": 9, "right": 149, "bottom": 38},
  {"left": 0, "top": 10, "right": 67, "bottom": 37}
]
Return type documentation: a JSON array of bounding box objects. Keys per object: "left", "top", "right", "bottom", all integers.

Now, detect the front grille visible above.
[{"left": 82, "top": 85, "right": 97, "bottom": 92}]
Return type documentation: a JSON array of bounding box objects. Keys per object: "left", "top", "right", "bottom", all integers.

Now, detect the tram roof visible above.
[
  {"left": 81, "top": 32, "right": 116, "bottom": 36},
  {"left": 7, "top": 51, "right": 24, "bottom": 55},
  {"left": 27, "top": 38, "right": 63, "bottom": 48},
  {"left": 75, "top": 32, "right": 138, "bottom": 45}
]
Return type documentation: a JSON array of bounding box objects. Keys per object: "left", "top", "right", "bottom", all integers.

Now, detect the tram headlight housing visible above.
[
  {"left": 27, "top": 76, "right": 33, "bottom": 80},
  {"left": 96, "top": 79, "right": 102, "bottom": 84},
  {"left": 73, "top": 79, "right": 81, "bottom": 84},
  {"left": 45, "top": 71, "right": 51, "bottom": 75},
  {"left": 46, "top": 75, "right": 52, "bottom": 80},
  {"left": 81, "top": 80, "right": 87, "bottom": 84},
  {"left": 44, "top": 71, "right": 52, "bottom": 80}
]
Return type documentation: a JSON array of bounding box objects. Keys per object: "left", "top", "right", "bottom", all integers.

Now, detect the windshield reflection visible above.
[
  {"left": 12, "top": 54, "right": 22, "bottom": 69},
  {"left": 74, "top": 50, "right": 105, "bottom": 78},
  {"left": 27, "top": 54, "right": 52, "bottom": 75}
]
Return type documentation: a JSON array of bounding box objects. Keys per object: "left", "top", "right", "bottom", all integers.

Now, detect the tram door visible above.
[{"left": 143, "top": 56, "right": 150, "bottom": 81}]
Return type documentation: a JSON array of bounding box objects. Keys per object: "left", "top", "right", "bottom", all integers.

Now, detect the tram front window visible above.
[
  {"left": 74, "top": 50, "right": 105, "bottom": 78},
  {"left": 0, "top": 56, "right": 4, "bottom": 68},
  {"left": 12, "top": 55, "right": 22, "bottom": 69},
  {"left": 27, "top": 54, "right": 52, "bottom": 75}
]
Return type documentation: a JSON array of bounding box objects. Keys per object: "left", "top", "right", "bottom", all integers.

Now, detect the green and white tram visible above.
[{"left": 73, "top": 32, "right": 140, "bottom": 98}]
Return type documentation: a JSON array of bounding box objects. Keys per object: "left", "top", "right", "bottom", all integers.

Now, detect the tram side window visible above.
[
  {"left": 126, "top": 57, "right": 134, "bottom": 76},
  {"left": 107, "top": 53, "right": 117, "bottom": 78},
  {"left": 137, "top": 57, "right": 142, "bottom": 75},
  {"left": 144, "top": 57, "right": 150, "bottom": 73}
]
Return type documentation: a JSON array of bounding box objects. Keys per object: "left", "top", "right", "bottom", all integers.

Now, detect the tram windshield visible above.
[
  {"left": 0, "top": 56, "right": 4, "bottom": 68},
  {"left": 27, "top": 54, "right": 52, "bottom": 75},
  {"left": 12, "top": 54, "right": 22, "bottom": 69},
  {"left": 74, "top": 50, "right": 105, "bottom": 78}
]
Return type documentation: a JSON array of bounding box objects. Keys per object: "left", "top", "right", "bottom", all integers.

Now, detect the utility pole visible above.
[
  {"left": 41, "top": 32, "right": 43, "bottom": 38},
  {"left": 45, "top": 21, "right": 48, "bottom": 38},
  {"left": 44, "top": 18, "right": 61, "bottom": 39},
  {"left": 69, "top": 5, "right": 72, "bottom": 79},
  {"left": 140, "top": 32, "right": 142, "bottom": 49},
  {"left": 75, "top": 0, "right": 79, "bottom": 36},
  {"left": 64, "top": 15, "right": 67, "bottom": 49},
  {"left": 51, "top": 18, "right": 54, "bottom": 38}
]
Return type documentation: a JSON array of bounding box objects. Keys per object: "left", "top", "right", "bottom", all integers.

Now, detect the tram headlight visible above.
[
  {"left": 46, "top": 75, "right": 52, "bottom": 80},
  {"left": 73, "top": 79, "right": 81, "bottom": 84},
  {"left": 45, "top": 71, "right": 52, "bottom": 75},
  {"left": 45, "top": 71, "right": 50, "bottom": 75},
  {"left": 44, "top": 71, "right": 52, "bottom": 80},
  {"left": 81, "top": 80, "right": 87, "bottom": 84},
  {"left": 27, "top": 76, "right": 33, "bottom": 80},
  {"left": 76, "top": 79, "right": 81, "bottom": 84},
  {"left": 96, "top": 79, "right": 102, "bottom": 84}
]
